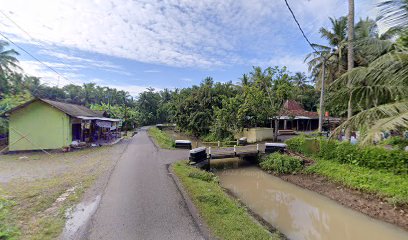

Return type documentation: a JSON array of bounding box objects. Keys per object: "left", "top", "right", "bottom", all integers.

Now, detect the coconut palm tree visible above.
[
  {"left": 377, "top": 0, "right": 408, "bottom": 28},
  {"left": 378, "top": 0, "right": 408, "bottom": 47},
  {"left": 0, "top": 40, "right": 20, "bottom": 75},
  {"left": 329, "top": 50, "right": 408, "bottom": 144},
  {"left": 333, "top": 0, "right": 408, "bottom": 143},
  {"left": 305, "top": 17, "right": 348, "bottom": 86},
  {"left": 345, "top": 0, "right": 355, "bottom": 141}
]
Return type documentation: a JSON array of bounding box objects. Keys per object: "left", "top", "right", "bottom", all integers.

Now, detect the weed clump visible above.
[
  {"left": 259, "top": 153, "right": 302, "bottom": 174},
  {"left": 188, "top": 170, "right": 218, "bottom": 183}
]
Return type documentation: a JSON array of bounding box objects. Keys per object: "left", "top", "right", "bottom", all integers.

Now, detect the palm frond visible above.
[{"left": 377, "top": 0, "right": 408, "bottom": 28}]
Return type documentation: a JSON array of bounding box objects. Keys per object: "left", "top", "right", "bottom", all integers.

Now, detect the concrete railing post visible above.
[{"left": 208, "top": 147, "right": 212, "bottom": 171}]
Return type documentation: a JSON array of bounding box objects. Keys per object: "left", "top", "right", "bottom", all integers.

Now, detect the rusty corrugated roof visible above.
[
  {"left": 280, "top": 100, "right": 318, "bottom": 118},
  {"left": 2, "top": 98, "right": 105, "bottom": 118},
  {"left": 40, "top": 99, "right": 105, "bottom": 117}
]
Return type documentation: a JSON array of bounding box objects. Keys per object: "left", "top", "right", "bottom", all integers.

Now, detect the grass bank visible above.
[
  {"left": 172, "top": 161, "right": 281, "bottom": 240},
  {"left": 0, "top": 142, "right": 127, "bottom": 239},
  {"left": 305, "top": 158, "right": 408, "bottom": 205},
  {"left": 0, "top": 193, "right": 19, "bottom": 239},
  {"left": 148, "top": 127, "right": 174, "bottom": 149},
  {"left": 0, "top": 173, "right": 96, "bottom": 240}
]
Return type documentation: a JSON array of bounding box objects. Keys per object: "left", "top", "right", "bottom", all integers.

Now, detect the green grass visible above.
[
  {"left": 305, "top": 159, "right": 408, "bottom": 205},
  {"left": 0, "top": 143, "right": 126, "bottom": 239},
  {"left": 148, "top": 127, "right": 175, "bottom": 149},
  {"left": 0, "top": 194, "right": 20, "bottom": 240},
  {"left": 0, "top": 168, "right": 98, "bottom": 240},
  {"left": 172, "top": 161, "right": 280, "bottom": 240}
]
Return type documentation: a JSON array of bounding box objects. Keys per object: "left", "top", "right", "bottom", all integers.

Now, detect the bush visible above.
[
  {"left": 318, "top": 139, "right": 338, "bottom": 160},
  {"left": 286, "top": 135, "right": 320, "bottom": 157},
  {"left": 285, "top": 135, "right": 306, "bottom": 154},
  {"left": 286, "top": 136, "right": 408, "bottom": 174},
  {"left": 260, "top": 153, "right": 303, "bottom": 174},
  {"left": 334, "top": 142, "right": 361, "bottom": 165},
  {"left": 381, "top": 136, "right": 408, "bottom": 150}
]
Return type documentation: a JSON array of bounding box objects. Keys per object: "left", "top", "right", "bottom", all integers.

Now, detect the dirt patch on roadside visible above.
[
  {"left": 278, "top": 173, "right": 408, "bottom": 231},
  {"left": 0, "top": 139, "right": 131, "bottom": 239}
]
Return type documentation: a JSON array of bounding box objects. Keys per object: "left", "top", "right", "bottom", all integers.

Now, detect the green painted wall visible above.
[{"left": 9, "top": 101, "right": 72, "bottom": 151}]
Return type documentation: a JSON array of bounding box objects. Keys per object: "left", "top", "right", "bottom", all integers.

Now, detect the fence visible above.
[{"left": 201, "top": 140, "right": 241, "bottom": 148}]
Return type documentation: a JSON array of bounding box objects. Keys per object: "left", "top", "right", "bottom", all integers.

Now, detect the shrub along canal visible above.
[{"left": 213, "top": 159, "right": 408, "bottom": 240}]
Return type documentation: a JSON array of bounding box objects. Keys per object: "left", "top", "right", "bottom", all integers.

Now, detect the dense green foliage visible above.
[
  {"left": 170, "top": 67, "right": 318, "bottom": 139},
  {"left": 148, "top": 127, "right": 175, "bottom": 149},
  {"left": 380, "top": 136, "right": 408, "bottom": 150},
  {"left": 286, "top": 135, "right": 408, "bottom": 174},
  {"left": 172, "top": 161, "right": 280, "bottom": 240},
  {"left": 317, "top": 8, "right": 408, "bottom": 141},
  {"left": 259, "top": 153, "right": 303, "bottom": 174},
  {"left": 0, "top": 38, "right": 318, "bottom": 140},
  {"left": 306, "top": 158, "right": 408, "bottom": 205}
]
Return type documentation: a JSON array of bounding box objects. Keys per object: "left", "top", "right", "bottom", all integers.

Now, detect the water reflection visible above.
[{"left": 217, "top": 166, "right": 408, "bottom": 240}]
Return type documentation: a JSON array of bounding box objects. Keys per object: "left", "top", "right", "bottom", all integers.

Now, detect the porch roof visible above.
[{"left": 76, "top": 116, "right": 121, "bottom": 122}]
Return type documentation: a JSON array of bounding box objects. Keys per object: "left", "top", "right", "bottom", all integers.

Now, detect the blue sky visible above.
[{"left": 1, "top": 0, "right": 379, "bottom": 95}]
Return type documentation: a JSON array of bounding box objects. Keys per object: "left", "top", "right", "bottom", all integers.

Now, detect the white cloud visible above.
[
  {"left": 37, "top": 50, "right": 133, "bottom": 76},
  {"left": 19, "top": 60, "right": 154, "bottom": 96},
  {"left": 250, "top": 54, "right": 308, "bottom": 73},
  {"left": 19, "top": 60, "right": 84, "bottom": 86},
  {"left": 1, "top": 0, "right": 375, "bottom": 72}
]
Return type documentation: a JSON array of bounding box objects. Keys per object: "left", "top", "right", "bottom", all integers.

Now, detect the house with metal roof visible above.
[
  {"left": 3, "top": 98, "right": 121, "bottom": 151},
  {"left": 272, "top": 100, "right": 341, "bottom": 132}
]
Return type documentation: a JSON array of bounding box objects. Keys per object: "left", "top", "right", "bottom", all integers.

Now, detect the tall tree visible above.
[
  {"left": 0, "top": 41, "right": 20, "bottom": 76},
  {"left": 305, "top": 17, "right": 348, "bottom": 86},
  {"left": 345, "top": 0, "right": 355, "bottom": 141}
]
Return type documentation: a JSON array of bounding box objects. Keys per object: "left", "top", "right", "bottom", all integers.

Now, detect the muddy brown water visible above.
[{"left": 215, "top": 163, "right": 408, "bottom": 240}]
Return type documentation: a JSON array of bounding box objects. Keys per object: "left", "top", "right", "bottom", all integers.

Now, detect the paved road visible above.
[{"left": 87, "top": 127, "right": 203, "bottom": 240}]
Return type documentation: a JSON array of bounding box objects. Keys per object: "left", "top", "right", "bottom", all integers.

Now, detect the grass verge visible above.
[
  {"left": 0, "top": 173, "right": 95, "bottom": 240},
  {"left": 148, "top": 127, "right": 174, "bottom": 149},
  {"left": 172, "top": 161, "right": 280, "bottom": 240},
  {"left": 0, "top": 193, "right": 19, "bottom": 239},
  {"left": 305, "top": 158, "right": 408, "bottom": 205},
  {"left": 0, "top": 143, "right": 126, "bottom": 239}
]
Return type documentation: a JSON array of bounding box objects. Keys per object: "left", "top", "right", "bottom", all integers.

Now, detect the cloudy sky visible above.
[{"left": 1, "top": 0, "right": 379, "bottom": 95}]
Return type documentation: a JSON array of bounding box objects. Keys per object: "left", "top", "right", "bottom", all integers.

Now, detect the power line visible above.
[
  {"left": 283, "top": 0, "right": 320, "bottom": 55},
  {"left": 0, "top": 31, "right": 72, "bottom": 86},
  {"left": 0, "top": 10, "right": 80, "bottom": 79}
]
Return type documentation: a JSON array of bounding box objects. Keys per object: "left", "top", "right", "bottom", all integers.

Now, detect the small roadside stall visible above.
[{"left": 73, "top": 116, "right": 121, "bottom": 145}]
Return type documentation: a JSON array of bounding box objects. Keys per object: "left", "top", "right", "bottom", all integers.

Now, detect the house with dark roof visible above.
[
  {"left": 3, "top": 98, "right": 121, "bottom": 151},
  {"left": 277, "top": 100, "right": 319, "bottom": 131},
  {"left": 272, "top": 100, "right": 341, "bottom": 132}
]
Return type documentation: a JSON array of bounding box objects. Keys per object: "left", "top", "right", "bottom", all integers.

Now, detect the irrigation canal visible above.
[{"left": 213, "top": 159, "right": 408, "bottom": 240}]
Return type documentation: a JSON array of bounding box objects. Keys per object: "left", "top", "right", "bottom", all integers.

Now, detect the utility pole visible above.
[
  {"left": 318, "top": 60, "right": 326, "bottom": 133},
  {"left": 345, "top": 0, "right": 355, "bottom": 141}
]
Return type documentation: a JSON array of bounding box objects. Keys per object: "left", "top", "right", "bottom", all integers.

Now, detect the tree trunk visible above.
[
  {"left": 274, "top": 119, "right": 279, "bottom": 142},
  {"left": 318, "top": 61, "right": 326, "bottom": 133},
  {"left": 345, "top": 0, "right": 355, "bottom": 141}
]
